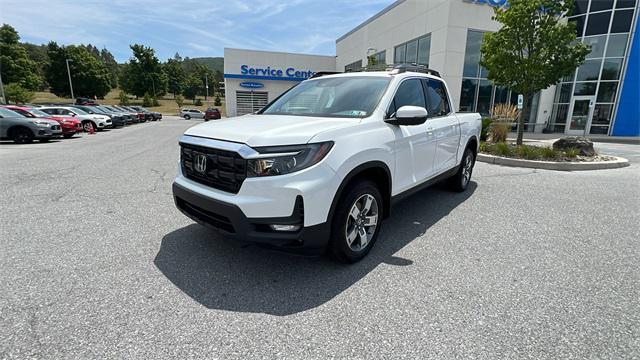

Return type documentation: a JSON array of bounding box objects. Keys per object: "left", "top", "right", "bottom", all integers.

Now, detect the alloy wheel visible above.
[{"left": 345, "top": 193, "right": 379, "bottom": 251}]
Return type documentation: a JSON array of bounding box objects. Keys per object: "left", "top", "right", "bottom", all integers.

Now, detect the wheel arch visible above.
[
  {"left": 466, "top": 135, "right": 479, "bottom": 156},
  {"left": 328, "top": 161, "right": 392, "bottom": 224},
  {"left": 8, "top": 125, "right": 34, "bottom": 139}
]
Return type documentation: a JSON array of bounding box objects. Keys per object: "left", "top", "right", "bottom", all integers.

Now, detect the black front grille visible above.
[
  {"left": 176, "top": 197, "right": 235, "bottom": 233},
  {"left": 52, "top": 125, "right": 60, "bottom": 130},
  {"left": 181, "top": 142, "right": 247, "bottom": 194}
]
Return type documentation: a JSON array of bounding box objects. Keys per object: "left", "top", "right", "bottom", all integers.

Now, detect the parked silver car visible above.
[
  {"left": 0, "top": 107, "right": 62, "bottom": 143},
  {"left": 180, "top": 108, "right": 205, "bottom": 120}
]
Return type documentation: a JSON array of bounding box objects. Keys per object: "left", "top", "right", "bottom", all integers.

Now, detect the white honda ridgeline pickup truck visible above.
[{"left": 173, "top": 65, "right": 481, "bottom": 263}]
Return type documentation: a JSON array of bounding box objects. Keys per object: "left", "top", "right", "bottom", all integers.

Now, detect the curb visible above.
[{"left": 477, "top": 153, "right": 630, "bottom": 171}]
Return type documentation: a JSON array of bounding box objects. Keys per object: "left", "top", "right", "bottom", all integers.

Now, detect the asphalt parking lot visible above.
[{"left": 1, "top": 116, "right": 638, "bottom": 359}]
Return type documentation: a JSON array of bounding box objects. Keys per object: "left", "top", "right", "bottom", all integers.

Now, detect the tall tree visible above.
[
  {"left": 120, "top": 44, "right": 167, "bottom": 97},
  {"left": 0, "top": 24, "right": 41, "bottom": 90},
  {"left": 480, "top": 0, "right": 589, "bottom": 145},
  {"left": 45, "top": 42, "right": 112, "bottom": 98},
  {"left": 100, "top": 48, "right": 120, "bottom": 88},
  {"left": 164, "top": 55, "right": 186, "bottom": 97},
  {"left": 182, "top": 75, "right": 202, "bottom": 103}
]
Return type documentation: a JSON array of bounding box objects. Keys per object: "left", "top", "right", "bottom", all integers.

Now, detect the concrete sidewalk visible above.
[{"left": 508, "top": 132, "right": 640, "bottom": 145}]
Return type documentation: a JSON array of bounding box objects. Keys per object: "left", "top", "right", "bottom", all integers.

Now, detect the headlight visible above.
[
  {"left": 32, "top": 121, "right": 50, "bottom": 127},
  {"left": 247, "top": 142, "right": 333, "bottom": 177}
]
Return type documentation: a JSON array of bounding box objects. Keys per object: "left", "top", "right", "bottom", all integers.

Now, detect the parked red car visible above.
[
  {"left": 204, "top": 107, "right": 221, "bottom": 121},
  {"left": 3, "top": 105, "right": 83, "bottom": 138}
]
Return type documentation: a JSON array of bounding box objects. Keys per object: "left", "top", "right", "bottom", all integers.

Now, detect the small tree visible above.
[
  {"left": 118, "top": 90, "right": 129, "bottom": 105},
  {"left": 4, "top": 83, "right": 34, "bottom": 104},
  {"left": 175, "top": 94, "right": 184, "bottom": 110},
  {"left": 143, "top": 92, "right": 153, "bottom": 107},
  {"left": 214, "top": 95, "right": 221, "bottom": 106},
  {"left": 480, "top": 0, "right": 590, "bottom": 145}
]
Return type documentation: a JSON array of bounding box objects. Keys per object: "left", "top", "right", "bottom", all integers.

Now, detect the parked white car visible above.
[
  {"left": 39, "top": 106, "right": 111, "bottom": 132},
  {"left": 180, "top": 108, "right": 205, "bottom": 120},
  {"left": 173, "top": 66, "right": 482, "bottom": 262}
]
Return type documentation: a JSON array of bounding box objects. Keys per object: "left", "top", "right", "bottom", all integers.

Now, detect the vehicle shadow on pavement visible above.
[{"left": 154, "top": 182, "right": 477, "bottom": 316}]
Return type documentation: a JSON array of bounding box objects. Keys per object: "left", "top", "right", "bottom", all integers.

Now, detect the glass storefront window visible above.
[
  {"left": 574, "top": 82, "right": 597, "bottom": 95},
  {"left": 463, "top": 31, "right": 483, "bottom": 77},
  {"left": 460, "top": 78, "right": 478, "bottom": 112},
  {"left": 570, "top": 16, "right": 586, "bottom": 37},
  {"left": 601, "top": 58, "right": 623, "bottom": 80},
  {"left": 597, "top": 82, "right": 618, "bottom": 102},
  {"left": 417, "top": 36, "right": 430, "bottom": 66},
  {"left": 589, "top": 0, "right": 613, "bottom": 11},
  {"left": 583, "top": 35, "right": 606, "bottom": 58},
  {"left": 576, "top": 59, "right": 602, "bottom": 81},
  {"left": 592, "top": 104, "right": 613, "bottom": 125},
  {"left": 585, "top": 11, "right": 611, "bottom": 35},
  {"left": 611, "top": 10, "right": 633, "bottom": 33},
  {"left": 616, "top": 0, "right": 636, "bottom": 8},
  {"left": 555, "top": 83, "right": 573, "bottom": 103},
  {"left": 606, "top": 34, "right": 628, "bottom": 57},
  {"left": 494, "top": 85, "right": 509, "bottom": 104},
  {"left": 573, "top": 0, "right": 590, "bottom": 14},
  {"left": 477, "top": 79, "right": 492, "bottom": 116},
  {"left": 590, "top": 126, "right": 609, "bottom": 134},
  {"left": 394, "top": 45, "right": 406, "bottom": 64},
  {"left": 551, "top": 103, "right": 569, "bottom": 131},
  {"left": 405, "top": 39, "right": 418, "bottom": 64}
]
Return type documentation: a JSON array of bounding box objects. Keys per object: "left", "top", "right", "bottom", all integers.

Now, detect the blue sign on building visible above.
[
  {"left": 239, "top": 81, "right": 264, "bottom": 89},
  {"left": 463, "top": 0, "right": 509, "bottom": 7},
  {"left": 224, "top": 65, "right": 317, "bottom": 82}
]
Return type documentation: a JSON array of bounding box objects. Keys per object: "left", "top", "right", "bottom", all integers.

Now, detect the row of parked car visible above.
[{"left": 0, "top": 103, "right": 162, "bottom": 144}]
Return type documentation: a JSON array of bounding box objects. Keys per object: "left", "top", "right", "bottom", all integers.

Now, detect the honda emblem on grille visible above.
[{"left": 194, "top": 153, "right": 207, "bottom": 173}]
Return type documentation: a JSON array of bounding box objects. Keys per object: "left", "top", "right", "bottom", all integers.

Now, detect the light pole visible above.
[
  {"left": 65, "top": 59, "right": 75, "bottom": 100},
  {"left": 204, "top": 74, "right": 209, "bottom": 101}
]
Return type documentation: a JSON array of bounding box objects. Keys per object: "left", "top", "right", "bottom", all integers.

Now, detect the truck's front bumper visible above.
[{"left": 173, "top": 182, "right": 330, "bottom": 252}]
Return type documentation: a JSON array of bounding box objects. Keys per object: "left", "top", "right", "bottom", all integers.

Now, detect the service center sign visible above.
[{"left": 240, "top": 65, "right": 316, "bottom": 80}]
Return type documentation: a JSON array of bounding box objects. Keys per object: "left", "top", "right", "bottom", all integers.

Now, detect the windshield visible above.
[
  {"left": 96, "top": 106, "right": 114, "bottom": 113},
  {"left": 0, "top": 107, "right": 24, "bottom": 117},
  {"left": 69, "top": 107, "right": 88, "bottom": 115},
  {"left": 29, "top": 109, "right": 51, "bottom": 117},
  {"left": 261, "top": 76, "right": 390, "bottom": 118}
]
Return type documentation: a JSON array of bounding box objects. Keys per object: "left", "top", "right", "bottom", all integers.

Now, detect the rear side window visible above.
[
  {"left": 388, "top": 78, "right": 426, "bottom": 117},
  {"left": 424, "top": 79, "right": 451, "bottom": 117}
]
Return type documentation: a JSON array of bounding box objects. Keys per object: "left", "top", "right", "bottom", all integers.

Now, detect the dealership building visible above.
[{"left": 224, "top": 0, "right": 639, "bottom": 136}]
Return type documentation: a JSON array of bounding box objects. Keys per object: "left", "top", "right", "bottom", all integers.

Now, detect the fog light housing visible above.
[{"left": 269, "top": 224, "right": 301, "bottom": 232}]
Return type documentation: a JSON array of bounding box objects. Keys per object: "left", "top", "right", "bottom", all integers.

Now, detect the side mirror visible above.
[{"left": 385, "top": 105, "right": 428, "bottom": 126}]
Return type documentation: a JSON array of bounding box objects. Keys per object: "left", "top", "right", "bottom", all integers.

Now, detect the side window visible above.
[
  {"left": 388, "top": 78, "right": 426, "bottom": 117},
  {"left": 424, "top": 79, "right": 451, "bottom": 117},
  {"left": 42, "top": 109, "right": 54, "bottom": 115}
]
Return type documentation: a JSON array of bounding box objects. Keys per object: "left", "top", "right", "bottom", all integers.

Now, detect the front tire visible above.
[
  {"left": 184, "top": 115, "right": 191, "bottom": 120},
  {"left": 12, "top": 127, "right": 34, "bottom": 144},
  {"left": 447, "top": 148, "right": 475, "bottom": 192},
  {"left": 82, "top": 121, "right": 96, "bottom": 132},
  {"left": 328, "top": 180, "right": 383, "bottom": 263},
  {"left": 63, "top": 134, "right": 74, "bottom": 139}
]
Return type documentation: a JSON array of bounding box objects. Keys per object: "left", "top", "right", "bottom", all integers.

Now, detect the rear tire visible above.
[
  {"left": 12, "top": 127, "right": 34, "bottom": 144},
  {"left": 328, "top": 180, "right": 383, "bottom": 263},
  {"left": 447, "top": 147, "right": 475, "bottom": 192}
]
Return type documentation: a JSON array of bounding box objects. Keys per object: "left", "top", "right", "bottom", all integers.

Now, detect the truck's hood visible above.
[{"left": 183, "top": 114, "right": 359, "bottom": 146}]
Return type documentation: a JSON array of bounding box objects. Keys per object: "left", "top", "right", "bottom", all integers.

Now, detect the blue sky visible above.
[{"left": 0, "top": 0, "right": 392, "bottom": 62}]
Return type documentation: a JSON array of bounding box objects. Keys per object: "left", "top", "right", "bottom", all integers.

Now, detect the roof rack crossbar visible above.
[{"left": 391, "top": 64, "right": 440, "bottom": 77}]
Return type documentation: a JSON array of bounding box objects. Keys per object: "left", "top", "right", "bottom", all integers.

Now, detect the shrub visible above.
[
  {"left": 194, "top": 98, "right": 203, "bottom": 106},
  {"left": 143, "top": 92, "right": 153, "bottom": 107},
  {"left": 490, "top": 103, "right": 519, "bottom": 143},
  {"left": 152, "top": 97, "right": 160, "bottom": 107},
  {"left": 493, "top": 142, "right": 512, "bottom": 157},
  {"left": 515, "top": 145, "right": 542, "bottom": 160},
  {"left": 214, "top": 95, "right": 221, "bottom": 106},
  {"left": 4, "top": 83, "right": 34, "bottom": 104},
  {"left": 565, "top": 148, "right": 580, "bottom": 158},
  {"left": 175, "top": 95, "right": 184, "bottom": 109},
  {"left": 481, "top": 117, "right": 492, "bottom": 141},
  {"left": 118, "top": 91, "right": 129, "bottom": 105},
  {"left": 479, "top": 141, "right": 488, "bottom": 153},
  {"left": 541, "top": 147, "right": 560, "bottom": 160}
]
